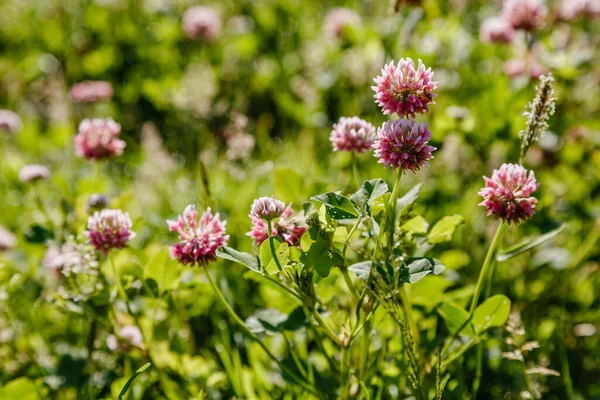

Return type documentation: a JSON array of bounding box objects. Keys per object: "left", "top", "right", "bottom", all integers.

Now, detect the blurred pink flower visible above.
[
  {"left": 0, "top": 226, "right": 16, "bottom": 251},
  {"left": 250, "top": 196, "right": 286, "bottom": 221},
  {"left": 502, "top": 0, "right": 547, "bottom": 31},
  {"left": 85, "top": 209, "right": 135, "bottom": 254},
  {"left": 167, "top": 205, "right": 229, "bottom": 266},
  {"left": 107, "top": 325, "right": 143, "bottom": 352},
  {"left": 479, "top": 163, "right": 539, "bottom": 225},
  {"left": 372, "top": 119, "right": 436, "bottom": 173},
  {"left": 504, "top": 58, "right": 547, "bottom": 79},
  {"left": 372, "top": 59, "right": 438, "bottom": 118},
  {"left": 183, "top": 6, "right": 221, "bottom": 41},
  {"left": 87, "top": 194, "right": 109, "bottom": 214},
  {"left": 19, "top": 164, "right": 50, "bottom": 183},
  {"left": 324, "top": 7, "right": 361, "bottom": 39},
  {"left": 43, "top": 238, "right": 99, "bottom": 276},
  {"left": 74, "top": 118, "right": 125, "bottom": 160},
  {"left": 247, "top": 204, "right": 307, "bottom": 246},
  {"left": 480, "top": 16, "right": 515, "bottom": 43},
  {"left": 330, "top": 117, "right": 376, "bottom": 153},
  {"left": 70, "top": 81, "right": 113, "bottom": 103},
  {"left": 0, "top": 110, "right": 22, "bottom": 134},
  {"left": 561, "top": 0, "right": 600, "bottom": 20}
]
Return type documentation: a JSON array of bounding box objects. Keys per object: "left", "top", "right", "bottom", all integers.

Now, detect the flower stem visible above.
[
  {"left": 202, "top": 264, "right": 319, "bottom": 397},
  {"left": 373, "top": 169, "right": 402, "bottom": 259},
  {"left": 469, "top": 221, "right": 506, "bottom": 316},
  {"left": 340, "top": 345, "right": 351, "bottom": 400},
  {"left": 351, "top": 152, "right": 361, "bottom": 189},
  {"left": 440, "top": 221, "right": 506, "bottom": 359}
]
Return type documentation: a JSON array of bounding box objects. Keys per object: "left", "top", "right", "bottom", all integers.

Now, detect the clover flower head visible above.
[
  {"left": 330, "top": 117, "right": 376, "bottom": 153},
  {"left": 167, "top": 205, "right": 229, "bottom": 266},
  {"left": 372, "top": 119, "right": 436, "bottom": 173},
  {"left": 85, "top": 209, "right": 135, "bottom": 254},
  {"left": 0, "top": 226, "right": 16, "bottom": 251},
  {"left": 19, "top": 164, "right": 50, "bottom": 183},
  {"left": 183, "top": 6, "right": 221, "bottom": 41},
  {"left": 478, "top": 163, "right": 539, "bottom": 225},
  {"left": 480, "top": 16, "right": 515, "bottom": 43},
  {"left": 74, "top": 118, "right": 126, "bottom": 160},
  {"left": 107, "top": 325, "right": 143, "bottom": 352},
  {"left": 70, "top": 81, "right": 114, "bottom": 103},
  {"left": 0, "top": 109, "right": 22, "bottom": 134},
  {"left": 250, "top": 197, "right": 286, "bottom": 221},
  {"left": 372, "top": 58, "right": 438, "bottom": 118},
  {"left": 502, "top": 0, "right": 547, "bottom": 31},
  {"left": 247, "top": 203, "right": 307, "bottom": 246},
  {"left": 324, "top": 7, "right": 361, "bottom": 39}
]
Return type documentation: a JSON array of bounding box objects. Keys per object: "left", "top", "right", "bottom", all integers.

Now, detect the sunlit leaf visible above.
[
  {"left": 260, "top": 238, "right": 289, "bottom": 275},
  {"left": 437, "top": 302, "right": 475, "bottom": 336},
  {"left": 311, "top": 192, "right": 359, "bottom": 220},
  {"left": 427, "top": 215, "right": 465, "bottom": 244},
  {"left": 472, "top": 295, "right": 511, "bottom": 334}
]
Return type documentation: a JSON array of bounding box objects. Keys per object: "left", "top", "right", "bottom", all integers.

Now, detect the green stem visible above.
[
  {"left": 471, "top": 344, "right": 483, "bottom": 399},
  {"left": 202, "top": 264, "right": 319, "bottom": 397},
  {"left": 359, "top": 317, "right": 372, "bottom": 381},
  {"left": 469, "top": 222, "right": 506, "bottom": 316},
  {"left": 340, "top": 345, "right": 350, "bottom": 400},
  {"left": 311, "top": 308, "right": 343, "bottom": 346},
  {"left": 400, "top": 287, "right": 425, "bottom": 371},
  {"left": 521, "top": 359, "right": 536, "bottom": 399},
  {"left": 351, "top": 152, "right": 361, "bottom": 189},
  {"left": 341, "top": 267, "right": 360, "bottom": 302},
  {"left": 441, "top": 222, "right": 506, "bottom": 358}
]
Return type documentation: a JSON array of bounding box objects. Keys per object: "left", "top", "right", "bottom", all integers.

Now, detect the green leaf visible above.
[
  {"left": 311, "top": 192, "right": 359, "bottom": 220},
  {"left": 118, "top": 363, "right": 152, "bottom": 400},
  {"left": 427, "top": 215, "right": 465, "bottom": 244},
  {"left": 350, "top": 179, "right": 389, "bottom": 213},
  {"left": 0, "top": 377, "right": 40, "bottom": 400},
  {"left": 472, "top": 295, "right": 511, "bottom": 335},
  {"left": 401, "top": 215, "right": 429, "bottom": 236},
  {"left": 437, "top": 302, "right": 475, "bottom": 336},
  {"left": 216, "top": 246, "right": 261, "bottom": 273},
  {"left": 397, "top": 183, "right": 422, "bottom": 214},
  {"left": 399, "top": 258, "right": 446, "bottom": 285},
  {"left": 313, "top": 250, "right": 343, "bottom": 278},
  {"left": 246, "top": 307, "right": 308, "bottom": 334},
  {"left": 348, "top": 261, "right": 372, "bottom": 280},
  {"left": 260, "top": 238, "right": 289, "bottom": 275},
  {"left": 497, "top": 223, "right": 567, "bottom": 262},
  {"left": 144, "top": 249, "right": 181, "bottom": 294}
]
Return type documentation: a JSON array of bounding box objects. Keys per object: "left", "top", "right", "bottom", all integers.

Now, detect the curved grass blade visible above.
[{"left": 118, "top": 362, "right": 151, "bottom": 399}]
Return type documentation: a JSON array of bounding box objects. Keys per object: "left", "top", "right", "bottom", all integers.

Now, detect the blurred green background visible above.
[{"left": 0, "top": 0, "right": 599, "bottom": 398}]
